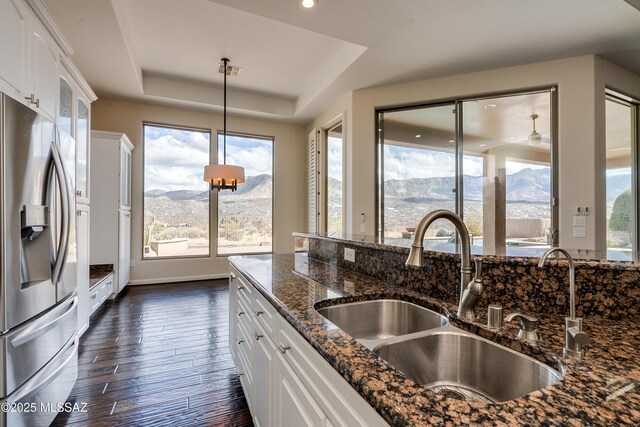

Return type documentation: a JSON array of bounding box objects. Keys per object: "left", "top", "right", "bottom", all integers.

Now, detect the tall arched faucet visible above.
[
  {"left": 405, "top": 209, "right": 483, "bottom": 320},
  {"left": 538, "top": 248, "right": 590, "bottom": 358}
]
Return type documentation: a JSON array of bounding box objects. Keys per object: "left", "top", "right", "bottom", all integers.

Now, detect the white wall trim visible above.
[{"left": 128, "top": 273, "right": 229, "bottom": 286}]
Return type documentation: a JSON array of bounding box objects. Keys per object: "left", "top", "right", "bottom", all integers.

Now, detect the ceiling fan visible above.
[{"left": 525, "top": 113, "right": 550, "bottom": 146}]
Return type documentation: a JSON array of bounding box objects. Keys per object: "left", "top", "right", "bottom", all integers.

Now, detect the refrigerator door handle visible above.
[
  {"left": 3, "top": 335, "right": 78, "bottom": 405},
  {"left": 10, "top": 297, "right": 78, "bottom": 347},
  {"left": 49, "top": 139, "right": 70, "bottom": 285}
]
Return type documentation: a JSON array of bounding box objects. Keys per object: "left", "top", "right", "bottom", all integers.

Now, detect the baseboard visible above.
[{"left": 128, "top": 273, "right": 229, "bottom": 286}]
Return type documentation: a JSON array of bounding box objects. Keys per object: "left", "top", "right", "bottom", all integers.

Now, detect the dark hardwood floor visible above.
[{"left": 51, "top": 280, "right": 253, "bottom": 427}]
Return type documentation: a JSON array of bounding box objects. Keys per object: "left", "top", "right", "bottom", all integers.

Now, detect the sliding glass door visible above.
[{"left": 377, "top": 89, "right": 556, "bottom": 256}]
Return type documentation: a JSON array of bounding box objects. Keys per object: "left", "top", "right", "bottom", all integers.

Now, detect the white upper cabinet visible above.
[
  {"left": 76, "top": 98, "right": 90, "bottom": 203},
  {"left": 120, "top": 145, "right": 132, "bottom": 209},
  {"left": 0, "top": 0, "right": 96, "bottom": 123},
  {"left": 58, "top": 76, "right": 72, "bottom": 135},
  {"left": 29, "top": 16, "right": 59, "bottom": 119},
  {"left": 0, "top": 0, "right": 29, "bottom": 97}
]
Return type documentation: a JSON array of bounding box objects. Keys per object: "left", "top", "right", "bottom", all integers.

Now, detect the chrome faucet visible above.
[
  {"left": 538, "top": 248, "right": 590, "bottom": 358},
  {"left": 405, "top": 209, "right": 483, "bottom": 320}
]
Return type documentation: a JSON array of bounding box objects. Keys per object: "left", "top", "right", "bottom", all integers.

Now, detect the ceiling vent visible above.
[{"left": 218, "top": 59, "right": 241, "bottom": 76}]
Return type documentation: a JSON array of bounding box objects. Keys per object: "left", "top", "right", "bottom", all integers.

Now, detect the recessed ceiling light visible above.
[
  {"left": 415, "top": 134, "right": 421, "bottom": 138},
  {"left": 301, "top": 0, "right": 317, "bottom": 9},
  {"left": 483, "top": 104, "right": 497, "bottom": 110},
  {"left": 448, "top": 139, "right": 455, "bottom": 143},
  {"left": 480, "top": 144, "right": 486, "bottom": 147}
]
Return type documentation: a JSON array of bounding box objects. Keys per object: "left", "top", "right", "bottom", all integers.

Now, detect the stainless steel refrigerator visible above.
[{"left": 0, "top": 93, "right": 79, "bottom": 427}]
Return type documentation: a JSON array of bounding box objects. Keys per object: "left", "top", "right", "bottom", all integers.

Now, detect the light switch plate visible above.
[
  {"left": 344, "top": 247, "right": 355, "bottom": 262},
  {"left": 573, "top": 226, "right": 586, "bottom": 238},
  {"left": 573, "top": 216, "right": 586, "bottom": 226}
]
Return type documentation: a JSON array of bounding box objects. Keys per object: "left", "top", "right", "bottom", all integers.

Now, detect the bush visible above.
[
  {"left": 436, "top": 228, "right": 452, "bottom": 237},
  {"left": 610, "top": 189, "right": 632, "bottom": 232}
]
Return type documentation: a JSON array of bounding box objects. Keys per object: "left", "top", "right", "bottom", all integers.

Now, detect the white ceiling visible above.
[{"left": 43, "top": 0, "right": 640, "bottom": 124}]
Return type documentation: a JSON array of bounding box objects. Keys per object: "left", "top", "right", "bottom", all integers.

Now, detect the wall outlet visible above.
[
  {"left": 359, "top": 223, "right": 366, "bottom": 233},
  {"left": 344, "top": 247, "right": 356, "bottom": 263},
  {"left": 573, "top": 226, "right": 586, "bottom": 238}
]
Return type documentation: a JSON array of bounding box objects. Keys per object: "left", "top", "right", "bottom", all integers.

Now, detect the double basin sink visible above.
[{"left": 316, "top": 299, "right": 563, "bottom": 404}]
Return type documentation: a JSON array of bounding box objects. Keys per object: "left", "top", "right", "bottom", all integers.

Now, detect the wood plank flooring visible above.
[{"left": 51, "top": 280, "right": 253, "bottom": 427}]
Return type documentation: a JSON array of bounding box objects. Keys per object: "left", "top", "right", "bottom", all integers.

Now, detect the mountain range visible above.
[{"left": 144, "top": 169, "right": 631, "bottom": 227}]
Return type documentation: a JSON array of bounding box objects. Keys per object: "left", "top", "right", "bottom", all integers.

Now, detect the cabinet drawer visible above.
[
  {"left": 90, "top": 274, "right": 113, "bottom": 314},
  {"left": 232, "top": 268, "right": 254, "bottom": 305},
  {"left": 0, "top": 297, "right": 77, "bottom": 398},
  {"left": 254, "top": 291, "right": 276, "bottom": 340}
]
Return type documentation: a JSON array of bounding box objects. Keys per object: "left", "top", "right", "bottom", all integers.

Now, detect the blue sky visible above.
[{"left": 144, "top": 125, "right": 272, "bottom": 192}]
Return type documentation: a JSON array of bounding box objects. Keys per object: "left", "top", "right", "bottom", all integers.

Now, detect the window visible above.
[
  {"left": 606, "top": 93, "right": 638, "bottom": 260},
  {"left": 143, "top": 124, "right": 211, "bottom": 258},
  {"left": 326, "top": 122, "right": 343, "bottom": 234},
  {"left": 217, "top": 133, "right": 273, "bottom": 255},
  {"left": 377, "top": 89, "right": 556, "bottom": 255},
  {"left": 377, "top": 103, "right": 456, "bottom": 242}
]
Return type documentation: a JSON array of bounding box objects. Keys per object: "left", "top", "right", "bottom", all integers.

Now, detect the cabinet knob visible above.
[
  {"left": 237, "top": 285, "right": 245, "bottom": 291},
  {"left": 254, "top": 310, "right": 264, "bottom": 316},
  {"left": 278, "top": 344, "right": 291, "bottom": 354},
  {"left": 76, "top": 210, "right": 82, "bottom": 216},
  {"left": 254, "top": 332, "right": 264, "bottom": 341},
  {"left": 76, "top": 190, "right": 82, "bottom": 197},
  {"left": 237, "top": 340, "right": 245, "bottom": 345},
  {"left": 230, "top": 272, "right": 236, "bottom": 280},
  {"left": 237, "top": 310, "right": 245, "bottom": 316},
  {"left": 238, "top": 372, "right": 244, "bottom": 378},
  {"left": 90, "top": 294, "right": 97, "bottom": 300},
  {"left": 34, "top": 98, "right": 40, "bottom": 108}
]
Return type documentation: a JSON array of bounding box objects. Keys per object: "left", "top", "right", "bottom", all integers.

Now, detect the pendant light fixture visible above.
[{"left": 203, "top": 58, "right": 245, "bottom": 192}]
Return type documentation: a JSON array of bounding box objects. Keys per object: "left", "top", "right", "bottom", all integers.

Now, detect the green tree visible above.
[{"left": 610, "top": 189, "right": 632, "bottom": 232}]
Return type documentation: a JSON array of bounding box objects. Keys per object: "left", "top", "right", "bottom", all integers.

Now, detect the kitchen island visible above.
[{"left": 229, "top": 251, "right": 639, "bottom": 426}]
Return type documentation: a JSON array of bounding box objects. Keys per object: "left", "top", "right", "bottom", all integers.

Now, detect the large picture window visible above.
[
  {"left": 377, "top": 89, "right": 556, "bottom": 256},
  {"left": 217, "top": 133, "right": 273, "bottom": 255},
  {"left": 143, "top": 124, "right": 211, "bottom": 258}
]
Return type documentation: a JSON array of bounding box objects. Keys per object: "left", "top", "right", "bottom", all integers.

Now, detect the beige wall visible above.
[{"left": 92, "top": 97, "right": 306, "bottom": 284}]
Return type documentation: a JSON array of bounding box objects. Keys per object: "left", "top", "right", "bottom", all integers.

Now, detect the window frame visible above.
[
  {"left": 324, "top": 120, "right": 345, "bottom": 234},
  {"left": 215, "top": 130, "right": 275, "bottom": 257},
  {"left": 374, "top": 86, "right": 559, "bottom": 248},
  {"left": 141, "top": 121, "right": 213, "bottom": 260},
  {"left": 605, "top": 90, "right": 640, "bottom": 260}
]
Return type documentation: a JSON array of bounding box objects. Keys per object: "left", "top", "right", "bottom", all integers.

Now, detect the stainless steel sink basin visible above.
[
  {"left": 316, "top": 299, "right": 447, "bottom": 345},
  {"left": 374, "top": 330, "right": 563, "bottom": 403}
]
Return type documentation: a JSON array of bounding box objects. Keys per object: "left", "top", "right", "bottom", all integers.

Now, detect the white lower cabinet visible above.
[
  {"left": 275, "top": 351, "right": 326, "bottom": 427},
  {"left": 229, "top": 265, "right": 388, "bottom": 427}
]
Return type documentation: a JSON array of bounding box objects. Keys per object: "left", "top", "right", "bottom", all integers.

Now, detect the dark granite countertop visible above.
[
  {"left": 90, "top": 264, "right": 114, "bottom": 288},
  {"left": 229, "top": 253, "right": 640, "bottom": 426}
]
